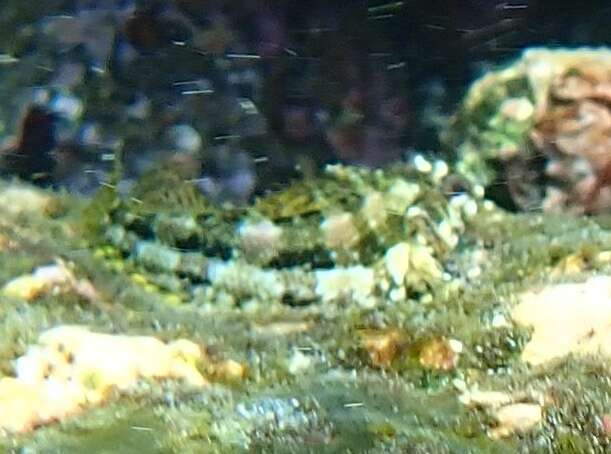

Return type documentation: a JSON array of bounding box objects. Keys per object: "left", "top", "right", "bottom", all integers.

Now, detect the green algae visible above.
[{"left": 1, "top": 179, "right": 611, "bottom": 452}]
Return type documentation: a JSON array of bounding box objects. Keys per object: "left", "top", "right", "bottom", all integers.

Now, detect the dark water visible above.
[{"left": 0, "top": 0, "right": 609, "bottom": 199}]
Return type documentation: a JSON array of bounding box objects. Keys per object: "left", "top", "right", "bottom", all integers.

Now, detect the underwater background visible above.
[
  {"left": 1, "top": 0, "right": 610, "bottom": 199},
  {"left": 0, "top": 1, "right": 611, "bottom": 452}
]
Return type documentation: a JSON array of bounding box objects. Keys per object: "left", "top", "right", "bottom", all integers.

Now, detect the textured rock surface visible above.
[
  {"left": 513, "top": 275, "right": 611, "bottom": 365},
  {"left": 0, "top": 175, "right": 609, "bottom": 452},
  {"left": 445, "top": 47, "right": 611, "bottom": 214},
  {"left": 0, "top": 325, "right": 206, "bottom": 433}
]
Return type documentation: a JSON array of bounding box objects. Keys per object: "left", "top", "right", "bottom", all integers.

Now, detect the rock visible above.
[
  {"left": 359, "top": 329, "right": 406, "bottom": 368},
  {"left": 209, "top": 359, "right": 248, "bottom": 382},
  {"left": 445, "top": 47, "right": 611, "bottom": 214},
  {"left": 287, "top": 350, "right": 314, "bottom": 375},
  {"left": 458, "top": 390, "right": 513, "bottom": 409},
  {"left": 490, "top": 403, "right": 542, "bottom": 438},
  {"left": 0, "top": 325, "right": 207, "bottom": 434},
  {"left": 0, "top": 185, "right": 60, "bottom": 217},
  {"left": 384, "top": 242, "right": 411, "bottom": 286},
  {"left": 320, "top": 212, "right": 360, "bottom": 250},
  {"left": 2, "top": 259, "right": 99, "bottom": 302},
  {"left": 238, "top": 219, "right": 283, "bottom": 263},
  {"left": 418, "top": 337, "right": 462, "bottom": 371},
  {"left": 459, "top": 389, "right": 544, "bottom": 439},
  {"left": 314, "top": 266, "right": 375, "bottom": 306},
  {"left": 602, "top": 414, "right": 611, "bottom": 436},
  {"left": 512, "top": 275, "right": 611, "bottom": 365}
]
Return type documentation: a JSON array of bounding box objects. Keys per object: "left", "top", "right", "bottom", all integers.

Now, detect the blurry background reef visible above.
[
  {"left": 445, "top": 47, "right": 611, "bottom": 215},
  {"left": 0, "top": 0, "right": 610, "bottom": 201}
]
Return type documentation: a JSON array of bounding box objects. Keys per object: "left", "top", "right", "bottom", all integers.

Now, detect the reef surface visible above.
[{"left": 1, "top": 48, "right": 611, "bottom": 453}]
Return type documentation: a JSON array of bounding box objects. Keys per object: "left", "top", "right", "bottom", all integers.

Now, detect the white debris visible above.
[
  {"left": 459, "top": 389, "right": 543, "bottom": 439},
  {"left": 287, "top": 350, "right": 314, "bottom": 375},
  {"left": 321, "top": 212, "right": 360, "bottom": 250},
  {"left": 238, "top": 219, "right": 283, "bottom": 262},
  {"left": 314, "top": 266, "right": 375, "bottom": 304},
  {"left": 386, "top": 180, "right": 421, "bottom": 214},
  {"left": 384, "top": 242, "right": 411, "bottom": 286},
  {"left": 490, "top": 403, "right": 543, "bottom": 439},
  {"left": 413, "top": 154, "right": 432, "bottom": 173}
]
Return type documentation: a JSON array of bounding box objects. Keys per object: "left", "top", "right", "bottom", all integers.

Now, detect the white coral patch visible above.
[
  {"left": 238, "top": 219, "right": 283, "bottom": 261},
  {"left": 385, "top": 180, "right": 421, "bottom": 214},
  {"left": 314, "top": 266, "right": 375, "bottom": 303},
  {"left": 320, "top": 212, "right": 360, "bottom": 249},
  {"left": 360, "top": 191, "right": 387, "bottom": 229},
  {"left": 384, "top": 242, "right": 411, "bottom": 286},
  {"left": 207, "top": 260, "right": 285, "bottom": 300}
]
